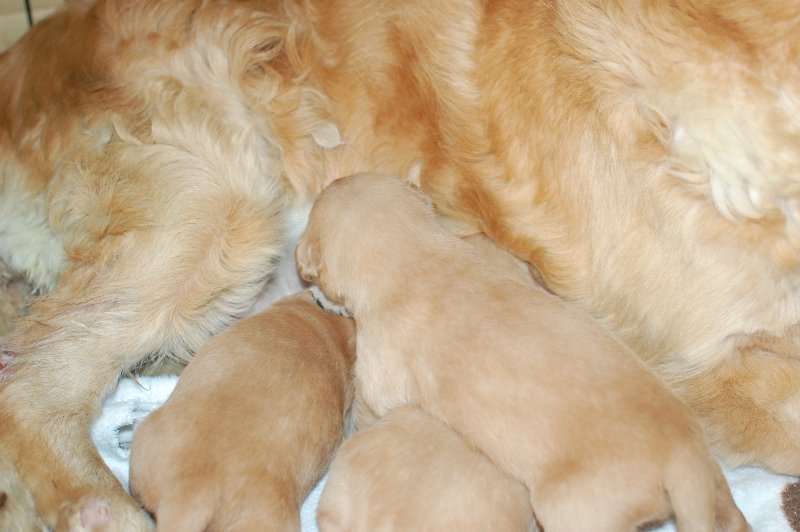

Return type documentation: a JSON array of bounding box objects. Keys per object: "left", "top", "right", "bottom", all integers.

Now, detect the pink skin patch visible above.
[
  {"left": 80, "top": 497, "right": 112, "bottom": 529},
  {"left": 0, "top": 350, "right": 13, "bottom": 380}
]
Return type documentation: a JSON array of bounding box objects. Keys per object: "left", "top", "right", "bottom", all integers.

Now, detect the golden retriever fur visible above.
[
  {"left": 317, "top": 404, "right": 535, "bottom": 532},
  {"left": 0, "top": 0, "right": 324, "bottom": 527},
  {"left": 289, "top": 0, "right": 800, "bottom": 477},
  {"left": 0, "top": 0, "right": 798, "bottom": 528},
  {"left": 128, "top": 291, "right": 355, "bottom": 531},
  {"left": 296, "top": 173, "right": 747, "bottom": 532},
  {"left": 0, "top": 453, "right": 44, "bottom": 531}
]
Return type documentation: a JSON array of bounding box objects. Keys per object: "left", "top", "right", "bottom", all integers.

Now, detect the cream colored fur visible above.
[{"left": 296, "top": 174, "right": 748, "bottom": 532}]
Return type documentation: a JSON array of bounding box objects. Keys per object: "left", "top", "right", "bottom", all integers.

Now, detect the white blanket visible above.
[{"left": 94, "top": 376, "right": 798, "bottom": 531}]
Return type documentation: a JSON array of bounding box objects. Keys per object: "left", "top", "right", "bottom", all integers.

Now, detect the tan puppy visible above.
[
  {"left": 317, "top": 404, "right": 536, "bottom": 532},
  {"left": 296, "top": 174, "right": 747, "bottom": 532},
  {"left": 129, "top": 291, "right": 355, "bottom": 531}
]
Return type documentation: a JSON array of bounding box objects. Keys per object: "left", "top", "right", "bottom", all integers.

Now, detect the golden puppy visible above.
[
  {"left": 317, "top": 405, "right": 535, "bottom": 532},
  {"left": 129, "top": 291, "right": 355, "bottom": 531},
  {"left": 297, "top": 174, "right": 747, "bottom": 532}
]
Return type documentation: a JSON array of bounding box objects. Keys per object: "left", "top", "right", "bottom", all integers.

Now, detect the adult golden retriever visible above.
[{"left": 0, "top": 0, "right": 798, "bottom": 528}]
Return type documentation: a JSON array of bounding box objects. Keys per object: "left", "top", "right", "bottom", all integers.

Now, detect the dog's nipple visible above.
[{"left": 0, "top": 350, "right": 13, "bottom": 378}]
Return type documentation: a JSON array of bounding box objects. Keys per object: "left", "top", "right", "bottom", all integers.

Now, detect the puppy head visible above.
[
  {"left": 296, "top": 173, "right": 439, "bottom": 304},
  {"left": 313, "top": 173, "right": 436, "bottom": 229}
]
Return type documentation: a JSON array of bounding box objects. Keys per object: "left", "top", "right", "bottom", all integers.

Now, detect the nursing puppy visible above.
[
  {"left": 129, "top": 291, "right": 355, "bottom": 531},
  {"left": 296, "top": 174, "right": 747, "bottom": 532},
  {"left": 317, "top": 405, "right": 535, "bottom": 532}
]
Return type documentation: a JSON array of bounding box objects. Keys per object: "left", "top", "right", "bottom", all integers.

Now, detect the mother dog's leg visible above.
[
  {"left": 0, "top": 1, "right": 308, "bottom": 525},
  {"left": 0, "top": 172, "right": 286, "bottom": 529}
]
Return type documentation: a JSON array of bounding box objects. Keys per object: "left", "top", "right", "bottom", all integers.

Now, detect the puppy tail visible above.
[{"left": 665, "top": 449, "right": 749, "bottom": 532}]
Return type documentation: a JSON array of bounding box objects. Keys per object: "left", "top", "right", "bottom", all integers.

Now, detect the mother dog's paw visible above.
[{"left": 58, "top": 495, "right": 153, "bottom": 532}]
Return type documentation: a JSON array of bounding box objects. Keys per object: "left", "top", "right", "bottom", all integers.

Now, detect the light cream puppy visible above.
[
  {"left": 129, "top": 291, "right": 355, "bottom": 532},
  {"left": 317, "top": 404, "right": 535, "bottom": 532},
  {"left": 296, "top": 174, "right": 748, "bottom": 532}
]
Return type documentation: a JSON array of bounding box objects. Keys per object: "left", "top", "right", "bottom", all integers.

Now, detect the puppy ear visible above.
[{"left": 295, "top": 234, "right": 320, "bottom": 282}]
